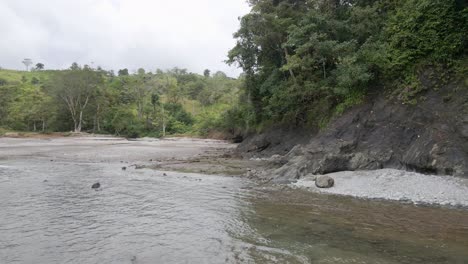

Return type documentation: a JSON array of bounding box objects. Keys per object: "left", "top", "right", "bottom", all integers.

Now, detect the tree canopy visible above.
[
  {"left": 227, "top": 0, "right": 467, "bottom": 129},
  {"left": 0, "top": 66, "right": 241, "bottom": 137}
]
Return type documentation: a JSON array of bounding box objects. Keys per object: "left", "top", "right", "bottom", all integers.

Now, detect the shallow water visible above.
[{"left": 1, "top": 137, "right": 468, "bottom": 264}]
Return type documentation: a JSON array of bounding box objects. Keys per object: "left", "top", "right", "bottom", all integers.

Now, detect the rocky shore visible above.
[
  {"left": 238, "top": 82, "right": 468, "bottom": 178},
  {"left": 235, "top": 81, "right": 468, "bottom": 206},
  {"left": 292, "top": 169, "right": 468, "bottom": 208}
]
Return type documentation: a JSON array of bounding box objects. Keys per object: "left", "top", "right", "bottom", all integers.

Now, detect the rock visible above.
[
  {"left": 246, "top": 169, "right": 259, "bottom": 179},
  {"left": 91, "top": 182, "right": 101, "bottom": 189},
  {"left": 122, "top": 166, "right": 127, "bottom": 171},
  {"left": 315, "top": 175, "right": 335, "bottom": 188},
  {"left": 271, "top": 154, "right": 282, "bottom": 159},
  {"left": 232, "top": 135, "right": 243, "bottom": 143},
  {"left": 163, "top": 173, "right": 167, "bottom": 176}
]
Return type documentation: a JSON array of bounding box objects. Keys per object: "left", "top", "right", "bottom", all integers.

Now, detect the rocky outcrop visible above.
[
  {"left": 239, "top": 80, "right": 468, "bottom": 181},
  {"left": 236, "top": 127, "right": 312, "bottom": 158}
]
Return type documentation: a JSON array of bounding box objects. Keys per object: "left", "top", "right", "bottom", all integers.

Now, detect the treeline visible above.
[
  {"left": 1, "top": 0, "right": 466, "bottom": 138},
  {"left": 0, "top": 65, "right": 241, "bottom": 138},
  {"left": 226, "top": 0, "right": 467, "bottom": 131}
]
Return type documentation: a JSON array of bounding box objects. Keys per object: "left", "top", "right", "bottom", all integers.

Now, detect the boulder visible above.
[
  {"left": 315, "top": 175, "right": 335, "bottom": 188},
  {"left": 91, "top": 182, "right": 101, "bottom": 189}
]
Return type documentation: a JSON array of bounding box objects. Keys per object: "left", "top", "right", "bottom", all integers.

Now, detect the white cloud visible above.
[{"left": 0, "top": 0, "right": 250, "bottom": 77}]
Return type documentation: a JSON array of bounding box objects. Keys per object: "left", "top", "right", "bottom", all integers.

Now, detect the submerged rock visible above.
[
  {"left": 315, "top": 175, "right": 335, "bottom": 188},
  {"left": 91, "top": 182, "right": 101, "bottom": 189}
]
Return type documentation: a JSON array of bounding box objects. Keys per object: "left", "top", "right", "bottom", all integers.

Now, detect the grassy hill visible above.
[
  {"left": 0, "top": 67, "right": 241, "bottom": 138},
  {"left": 0, "top": 69, "right": 57, "bottom": 84}
]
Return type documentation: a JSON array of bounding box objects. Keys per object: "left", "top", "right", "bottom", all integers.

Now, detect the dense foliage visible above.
[
  {"left": 1, "top": 0, "right": 467, "bottom": 138},
  {"left": 0, "top": 66, "right": 241, "bottom": 137},
  {"left": 227, "top": 0, "right": 467, "bottom": 130}
]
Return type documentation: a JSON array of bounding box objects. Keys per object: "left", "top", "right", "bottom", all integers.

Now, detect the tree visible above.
[
  {"left": 137, "top": 68, "right": 146, "bottom": 75},
  {"left": 150, "top": 93, "right": 167, "bottom": 137},
  {"left": 70, "top": 62, "right": 80, "bottom": 70},
  {"left": 158, "top": 75, "right": 181, "bottom": 104},
  {"left": 35, "top": 63, "right": 44, "bottom": 70},
  {"left": 125, "top": 72, "right": 154, "bottom": 120},
  {"left": 118, "top": 68, "right": 129, "bottom": 76},
  {"left": 31, "top": 77, "right": 40, "bottom": 85},
  {"left": 203, "top": 69, "right": 211, "bottom": 78},
  {"left": 22, "top": 58, "right": 33, "bottom": 71},
  {"left": 48, "top": 68, "right": 104, "bottom": 132},
  {"left": 0, "top": 85, "right": 17, "bottom": 126}
]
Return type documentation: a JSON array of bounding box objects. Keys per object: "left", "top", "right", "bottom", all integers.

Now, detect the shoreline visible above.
[
  {"left": 1, "top": 136, "right": 467, "bottom": 210},
  {"left": 290, "top": 169, "right": 468, "bottom": 208}
]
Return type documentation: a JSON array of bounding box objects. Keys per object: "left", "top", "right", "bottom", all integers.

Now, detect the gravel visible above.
[{"left": 292, "top": 169, "right": 468, "bottom": 207}]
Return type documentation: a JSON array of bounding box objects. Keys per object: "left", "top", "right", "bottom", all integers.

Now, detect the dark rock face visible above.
[
  {"left": 236, "top": 127, "right": 312, "bottom": 158},
  {"left": 91, "top": 182, "right": 101, "bottom": 189},
  {"left": 315, "top": 175, "right": 335, "bottom": 188},
  {"left": 239, "top": 81, "right": 468, "bottom": 180},
  {"left": 232, "top": 135, "right": 244, "bottom": 143}
]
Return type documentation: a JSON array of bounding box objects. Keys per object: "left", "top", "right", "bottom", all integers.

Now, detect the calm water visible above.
[{"left": 1, "top": 140, "right": 468, "bottom": 263}]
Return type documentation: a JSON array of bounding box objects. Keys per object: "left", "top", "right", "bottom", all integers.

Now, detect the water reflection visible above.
[
  {"left": 239, "top": 187, "right": 468, "bottom": 263},
  {"left": 1, "top": 160, "right": 468, "bottom": 264},
  {"left": 0, "top": 160, "right": 252, "bottom": 264}
]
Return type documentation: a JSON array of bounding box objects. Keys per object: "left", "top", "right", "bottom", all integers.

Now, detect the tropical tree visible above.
[
  {"left": 22, "top": 58, "right": 33, "bottom": 71},
  {"left": 48, "top": 67, "right": 104, "bottom": 132},
  {"left": 118, "top": 68, "right": 129, "bottom": 76},
  {"left": 35, "top": 63, "right": 45, "bottom": 70}
]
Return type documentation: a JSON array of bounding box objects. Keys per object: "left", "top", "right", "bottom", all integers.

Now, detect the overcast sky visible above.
[{"left": 0, "top": 0, "right": 251, "bottom": 77}]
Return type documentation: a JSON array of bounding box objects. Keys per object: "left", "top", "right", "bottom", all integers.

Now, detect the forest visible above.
[
  {"left": 0, "top": 0, "right": 466, "bottom": 138},
  {"left": 227, "top": 0, "right": 467, "bottom": 131},
  {"left": 0, "top": 65, "right": 241, "bottom": 138}
]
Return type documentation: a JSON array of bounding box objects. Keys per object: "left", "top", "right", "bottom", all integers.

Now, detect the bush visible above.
[
  {"left": 386, "top": 0, "right": 467, "bottom": 72},
  {"left": 164, "top": 103, "right": 194, "bottom": 126},
  {"left": 193, "top": 110, "right": 222, "bottom": 136}
]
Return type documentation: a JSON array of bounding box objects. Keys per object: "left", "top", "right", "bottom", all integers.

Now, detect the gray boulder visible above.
[{"left": 315, "top": 175, "right": 335, "bottom": 188}]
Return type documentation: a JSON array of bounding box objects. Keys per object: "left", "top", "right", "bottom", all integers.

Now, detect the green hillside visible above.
[{"left": 0, "top": 67, "right": 241, "bottom": 138}]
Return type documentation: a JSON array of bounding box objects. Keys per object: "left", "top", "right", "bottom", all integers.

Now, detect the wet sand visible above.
[{"left": 0, "top": 136, "right": 236, "bottom": 165}]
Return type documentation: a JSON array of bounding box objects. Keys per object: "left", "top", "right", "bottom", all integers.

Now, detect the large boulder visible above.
[{"left": 315, "top": 175, "right": 335, "bottom": 188}]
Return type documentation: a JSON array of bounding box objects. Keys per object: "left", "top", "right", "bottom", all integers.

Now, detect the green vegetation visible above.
[
  {"left": 0, "top": 66, "right": 241, "bottom": 138},
  {"left": 226, "top": 0, "right": 467, "bottom": 131},
  {"left": 1, "top": 0, "right": 466, "bottom": 138}
]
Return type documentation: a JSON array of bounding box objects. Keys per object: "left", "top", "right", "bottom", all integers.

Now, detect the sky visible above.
[{"left": 0, "top": 0, "right": 251, "bottom": 77}]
